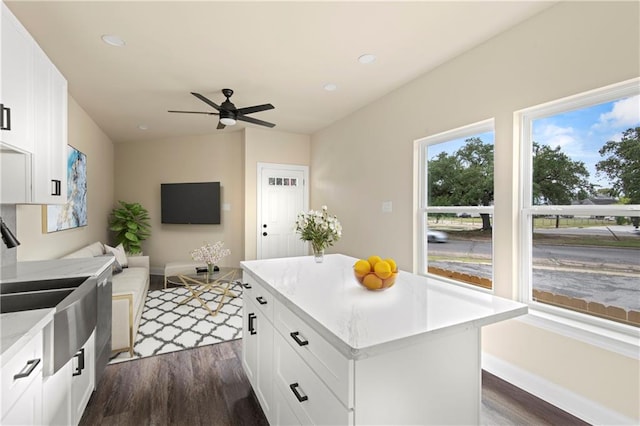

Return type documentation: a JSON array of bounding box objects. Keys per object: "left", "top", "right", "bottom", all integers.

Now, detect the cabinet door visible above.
[
  {"left": 71, "top": 330, "right": 95, "bottom": 424},
  {"left": 42, "top": 358, "right": 72, "bottom": 426},
  {"left": 0, "top": 2, "right": 33, "bottom": 153},
  {"left": 242, "top": 298, "right": 274, "bottom": 422},
  {"left": 31, "top": 45, "right": 67, "bottom": 205},
  {"left": 1, "top": 375, "right": 43, "bottom": 426},
  {"left": 242, "top": 298, "right": 258, "bottom": 387}
]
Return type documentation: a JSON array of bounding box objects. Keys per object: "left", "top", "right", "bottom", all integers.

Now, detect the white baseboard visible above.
[{"left": 482, "top": 352, "right": 636, "bottom": 426}]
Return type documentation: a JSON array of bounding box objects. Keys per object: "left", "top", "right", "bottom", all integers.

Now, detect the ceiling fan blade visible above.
[
  {"left": 236, "top": 115, "right": 276, "bottom": 128},
  {"left": 168, "top": 110, "right": 218, "bottom": 115},
  {"left": 236, "top": 103, "right": 275, "bottom": 115},
  {"left": 217, "top": 121, "right": 226, "bottom": 130},
  {"left": 191, "top": 92, "right": 221, "bottom": 111}
]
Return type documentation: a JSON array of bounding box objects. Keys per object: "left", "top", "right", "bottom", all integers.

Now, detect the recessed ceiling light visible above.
[
  {"left": 101, "top": 34, "right": 126, "bottom": 47},
  {"left": 358, "top": 54, "right": 376, "bottom": 64},
  {"left": 323, "top": 83, "right": 337, "bottom": 92},
  {"left": 137, "top": 124, "right": 148, "bottom": 130}
]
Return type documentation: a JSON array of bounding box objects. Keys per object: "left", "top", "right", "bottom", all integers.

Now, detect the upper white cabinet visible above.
[
  {"left": 0, "top": 1, "right": 34, "bottom": 154},
  {"left": 0, "top": 2, "right": 68, "bottom": 205},
  {"left": 32, "top": 45, "right": 68, "bottom": 204}
]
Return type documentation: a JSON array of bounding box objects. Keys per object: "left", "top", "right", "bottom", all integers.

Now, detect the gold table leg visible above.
[{"left": 176, "top": 270, "right": 238, "bottom": 317}]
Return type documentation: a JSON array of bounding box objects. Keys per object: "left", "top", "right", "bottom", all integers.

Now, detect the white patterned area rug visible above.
[{"left": 110, "top": 281, "right": 243, "bottom": 363}]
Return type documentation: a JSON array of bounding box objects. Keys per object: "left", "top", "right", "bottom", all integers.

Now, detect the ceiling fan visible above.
[{"left": 168, "top": 89, "right": 275, "bottom": 129}]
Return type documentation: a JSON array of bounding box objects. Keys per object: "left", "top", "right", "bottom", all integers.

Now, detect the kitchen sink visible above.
[
  {"left": 0, "top": 276, "right": 97, "bottom": 375},
  {"left": 0, "top": 288, "right": 75, "bottom": 313},
  {"left": 0, "top": 276, "right": 88, "bottom": 295}
]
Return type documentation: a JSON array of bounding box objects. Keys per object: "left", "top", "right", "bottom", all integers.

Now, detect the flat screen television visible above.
[{"left": 161, "top": 182, "right": 221, "bottom": 224}]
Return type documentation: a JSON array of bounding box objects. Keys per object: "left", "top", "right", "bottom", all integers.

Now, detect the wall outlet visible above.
[
  {"left": 222, "top": 203, "right": 231, "bottom": 211},
  {"left": 382, "top": 201, "right": 392, "bottom": 213}
]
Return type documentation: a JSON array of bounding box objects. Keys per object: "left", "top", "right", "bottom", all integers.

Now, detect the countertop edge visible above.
[{"left": 1, "top": 308, "right": 54, "bottom": 365}]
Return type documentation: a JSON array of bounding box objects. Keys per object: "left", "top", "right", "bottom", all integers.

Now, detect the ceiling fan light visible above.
[{"left": 220, "top": 117, "right": 236, "bottom": 126}]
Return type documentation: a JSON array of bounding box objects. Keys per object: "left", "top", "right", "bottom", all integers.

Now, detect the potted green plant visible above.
[{"left": 109, "top": 200, "right": 151, "bottom": 254}]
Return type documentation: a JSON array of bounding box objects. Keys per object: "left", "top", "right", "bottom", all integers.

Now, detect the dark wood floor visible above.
[{"left": 80, "top": 275, "right": 588, "bottom": 425}]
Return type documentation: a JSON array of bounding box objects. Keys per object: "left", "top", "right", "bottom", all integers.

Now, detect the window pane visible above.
[
  {"left": 531, "top": 95, "right": 639, "bottom": 206},
  {"left": 425, "top": 212, "right": 493, "bottom": 289},
  {"left": 426, "top": 131, "right": 494, "bottom": 207},
  {"left": 531, "top": 214, "right": 640, "bottom": 327}
]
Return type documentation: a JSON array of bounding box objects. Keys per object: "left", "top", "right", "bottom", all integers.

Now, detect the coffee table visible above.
[{"left": 165, "top": 267, "right": 239, "bottom": 317}]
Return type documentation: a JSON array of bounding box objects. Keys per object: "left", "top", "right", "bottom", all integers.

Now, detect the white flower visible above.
[
  {"left": 190, "top": 241, "right": 231, "bottom": 265},
  {"left": 294, "top": 206, "right": 342, "bottom": 251}
]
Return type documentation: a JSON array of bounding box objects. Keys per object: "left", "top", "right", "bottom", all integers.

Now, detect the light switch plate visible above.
[{"left": 222, "top": 203, "right": 231, "bottom": 211}]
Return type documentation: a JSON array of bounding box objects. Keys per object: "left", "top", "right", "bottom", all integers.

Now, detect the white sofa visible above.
[{"left": 62, "top": 241, "right": 150, "bottom": 357}]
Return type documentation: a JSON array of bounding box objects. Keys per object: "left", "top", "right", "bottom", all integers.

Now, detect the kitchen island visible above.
[{"left": 240, "top": 254, "right": 527, "bottom": 425}]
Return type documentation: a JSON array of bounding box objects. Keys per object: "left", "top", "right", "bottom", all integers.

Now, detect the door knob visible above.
[
  {"left": 263, "top": 224, "right": 267, "bottom": 228},
  {"left": 263, "top": 232, "right": 267, "bottom": 236}
]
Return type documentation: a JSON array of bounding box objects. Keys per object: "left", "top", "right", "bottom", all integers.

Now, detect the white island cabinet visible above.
[{"left": 241, "top": 254, "right": 528, "bottom": 425}]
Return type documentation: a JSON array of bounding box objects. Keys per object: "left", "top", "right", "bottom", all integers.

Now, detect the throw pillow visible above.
[
  {"left": 99, "top": 253, "right": 123, "bottom": 275},
  {"left": 105, "top": 243, "right": 128, "bottom": 268}
]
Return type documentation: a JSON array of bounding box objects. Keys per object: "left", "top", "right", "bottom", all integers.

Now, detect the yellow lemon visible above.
[
  {"left": 367, "top": 255, "right": 382, "bottom": 269},
  {"left": 354, "top": 259, "right": 371, "bottom": 277},
  {"left": 384, "top": 258, "right": 397, "bottom": 273},
  {"left": 362, "top": 273, "right": 383, "bottom": 290},
  {"left": 374, "top": 260, "right": 392, "bottom": 279}
]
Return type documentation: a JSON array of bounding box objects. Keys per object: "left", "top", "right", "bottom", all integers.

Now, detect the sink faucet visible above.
[{"left": 0, "top": 216, "right": 20, "bottom": 248}]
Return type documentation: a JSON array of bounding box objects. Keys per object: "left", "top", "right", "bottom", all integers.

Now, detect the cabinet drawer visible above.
[
  {"left": 1, "top": 330, "right": 43, "bottom": 415},
  {"left": 242, "top": 273, "right": 274, "bottom": 322},
  {"left": 274, "top": 299, "right": 353, "bottom": 408},
  {"left": 274, "top": 331, "right": 353, "bottom": 425}
]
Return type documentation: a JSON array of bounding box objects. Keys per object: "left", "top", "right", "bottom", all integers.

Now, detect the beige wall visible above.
[
  {"left": 16, "top": 96, "right": 115, "bottom": 260},
  {"left": 243, "top": 127, "right": 311, "bottom": 260},
  {"left": 113, "top": 132, "right": 244, "bottom": 272},
  {"left": 311, "top": 1, "right": 639, "bottom": 421}
]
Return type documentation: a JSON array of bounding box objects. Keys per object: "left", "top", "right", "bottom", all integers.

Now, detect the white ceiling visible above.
[{"left": 6, "top": 1, "right": 555, "bottom": 144}]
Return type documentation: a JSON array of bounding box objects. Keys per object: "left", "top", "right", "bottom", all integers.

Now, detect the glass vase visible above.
[
  {"left": 312, "top": 246, "right": 324, "bottom": 263},
  {"left": 207, "top": 263, "right": 215, "bottom": 282}
]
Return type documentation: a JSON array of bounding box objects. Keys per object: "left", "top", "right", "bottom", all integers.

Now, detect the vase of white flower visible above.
[
  {"left": 191, "top": 241, "right": 231, "bottom": 278},
  {"left": 295, "top": 205, "right": 342, "bottom": 263}
]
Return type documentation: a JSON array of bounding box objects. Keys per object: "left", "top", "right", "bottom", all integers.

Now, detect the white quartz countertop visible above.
[
  {"left": 0, "top": 308, "right": 54, "bottom": 365},
  {"left": 241, "top": 254, "right": 528, "bottom": 359},
  {"left": 0, "top": 257, "right": 113, "bottom": 283}
]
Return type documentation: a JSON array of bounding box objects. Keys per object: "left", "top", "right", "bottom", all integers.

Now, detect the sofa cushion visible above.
[
  {"left": 105, "top": 243, "right": 128, "bottom": 267},
  {"left": 112, "top": 267, "right": 148, "bottom": 313},
  {"left": 62, "top": 241, "right": 105, "bottom": 259}
]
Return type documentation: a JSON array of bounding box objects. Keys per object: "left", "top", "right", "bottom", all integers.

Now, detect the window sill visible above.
[{"left": 517, "top": 303, "right": 639, "bottom": 359}]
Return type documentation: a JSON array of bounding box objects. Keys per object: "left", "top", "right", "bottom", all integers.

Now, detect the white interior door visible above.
[{"left": 257, "top": 163, "right": 308, "bottom": 259}]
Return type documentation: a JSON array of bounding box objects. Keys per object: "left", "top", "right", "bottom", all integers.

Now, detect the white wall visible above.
[
  {"left": 16, "top": 96, "right": 115, "bottom": 260},
  {"left": 243, "top": 127, "right": 310, "bottom": 260},
  {"left": 113, "top": 132, "right": 245, "bottom": 272},
  {"left": 311, "top": 1, "right": 639, "bottom": 422}
]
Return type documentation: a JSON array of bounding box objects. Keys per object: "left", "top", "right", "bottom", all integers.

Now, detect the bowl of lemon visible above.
[{"left": 353, "top": 255, "right": 398, "bottom": 291}]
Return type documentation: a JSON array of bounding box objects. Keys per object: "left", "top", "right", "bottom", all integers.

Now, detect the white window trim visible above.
[
  {"left": 517, "top": 78, "right": 640, "bottom": 359},
  {"left": 416, "top": 118, "right": 495, "bottom": 289}
]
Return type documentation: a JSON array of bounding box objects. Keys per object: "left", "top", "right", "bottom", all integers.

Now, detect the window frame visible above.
[
  {"left": 518, "top": 78, "right": 640, "bottom": 358},
  {"left": 416, "top": 118, "right": 495, "bottom": 291}
]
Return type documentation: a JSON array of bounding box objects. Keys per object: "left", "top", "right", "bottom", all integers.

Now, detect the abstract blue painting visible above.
[{"left": 45, "top": 145, "right": 87, "bottom": 232}]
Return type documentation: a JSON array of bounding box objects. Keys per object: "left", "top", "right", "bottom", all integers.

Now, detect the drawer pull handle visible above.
[
  {"left": 14, "top": 358, "right": 41, "bottom": 380},
  {"left": 242, "top": 282, "right": 252, "bottom": 289},
  {"left": 51, "top": 179, "right": 62, "bottom": 196},
  {"left": 0, "top": 104, "right": 11, "bottom": 131},
  {"left": 289, "top": 383, "right": 308, "bottom": 402},
  {"left": 256, "top": 296, "right": 267, "bottom": 305},
  {"left": 72, "top": 348, "right": 85, "bottom": 376},
  {"left": 290, "top": 331, "right": 309, "bottom": 346},
  {"left": 248, "top": 313, "right": 257, "bottom": 335}
]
